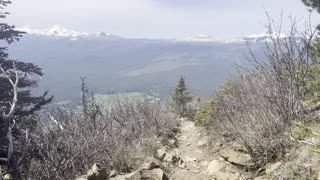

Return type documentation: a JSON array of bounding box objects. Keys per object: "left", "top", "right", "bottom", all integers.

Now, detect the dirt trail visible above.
[
  {"left": 169, "top": 118, "right": 218, "bottom": 180},
  {"left": 109, "top": 118, "right": 246, "bottom": 180}
]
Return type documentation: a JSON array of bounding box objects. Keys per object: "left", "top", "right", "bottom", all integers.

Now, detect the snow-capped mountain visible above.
[
  {"left": 242, "top": 32, "right": 287, "bottom": 42},
  {"left": 180, "top": 35, "right": 223, "bottom": 43},
  {"left": 17, "top": 25, "right": 292, "bottom": 44},
  {"left": 17, "top": 25, "right": 121, "bottom": 40},
  {"left": 181, "top": 32, "right": 289, "bottom": 44},
  {"left": 226, "top": 32, "right": 288, "bottom": 43}
]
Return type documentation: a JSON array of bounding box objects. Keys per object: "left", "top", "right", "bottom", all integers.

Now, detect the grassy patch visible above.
[
  {"left": 283, "top": 163, "right": 307, "bottom": 180},
  {"left": 292, "top": 122, "right": 313, "bottom": 140}
]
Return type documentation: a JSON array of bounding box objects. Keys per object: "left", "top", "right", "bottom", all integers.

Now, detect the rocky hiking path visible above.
[
  {"left": 85, "top": 118, "right": 253, "bottom": 180},
  {"left": 169, "top": 118, "right": 216, "bottom": 180},
  {"left": 168, "top": 118, "right": 248, "bottom": 180}
]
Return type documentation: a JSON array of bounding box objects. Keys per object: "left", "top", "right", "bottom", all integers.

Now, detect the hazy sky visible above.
[{"left": 6, "top": 0, "right": 319, "bottom": 39}]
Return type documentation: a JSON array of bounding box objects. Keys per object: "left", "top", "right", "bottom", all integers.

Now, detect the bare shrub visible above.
[
  {"left": 25, "top": 99, "right": 176, "bottom": 179},
  {"left": 209, "top": 16, "right": 318, "bottom": 168}
]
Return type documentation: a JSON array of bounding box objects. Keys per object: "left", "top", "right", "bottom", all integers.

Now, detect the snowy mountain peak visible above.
[
  {"left": 179, "top": 35, "right": 222, "bottom": 43},
  {"left": 179, "top": 32, "right": 289, "bottom": 44},
  {"left": 16, "top": 25, "right": 120, "bottom": 40},
  {"left": 225, "top": 32, "right": 289, "bottom": 43},
  {"left": 242, "top": 32, "right": 287, "bottom": 42}
]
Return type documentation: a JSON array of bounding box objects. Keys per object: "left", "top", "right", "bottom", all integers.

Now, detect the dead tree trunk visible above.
[{"left": 0, "top": 62, "right": 20, "bottom": 178}]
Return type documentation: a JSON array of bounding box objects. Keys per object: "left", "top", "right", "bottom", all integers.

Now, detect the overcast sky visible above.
[{"left": 6, "top": 0, "right": 319, "bottom": 39}]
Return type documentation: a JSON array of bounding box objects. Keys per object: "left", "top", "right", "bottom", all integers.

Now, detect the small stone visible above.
[
  {"left": 141, "top": 168, "right": 169, "bottom": 180},
  {"left": 109, "top": 170, "right": 117, "bottom": 178},
  {"left": 87, "top": 163, "right": 108, "bottom": 180},
  {"left": 193, "top": 170, "right": 200, "bottom": 173},
  {"left": 167, "top": 139, "right": 178, "bottom": 147},
  {"left": 206, "top": 160, "right": 226, "bottom": 176},
  {"left": 178, "top": 159, "right": 187, "bottom": 169},
  {"left": 155, "top": 148, "right": 167, "bottom": 161},
  {"left": 284, "top": 153, "right": 291, "bottom": 159},
  {"left": 163, "top": 151, "right": 180, "bottom": 163},
  {"left": 3, "top": 174, "right": 12, "bottom": 180},
  {"left": 207, "top": 160, "right": 240, "bottom": 180},
  {"left": 266, "top": 161, "right": 283, "bottom": 175},
  {"left": 141, "top": 157, "right": 162, "bottom": 170}
]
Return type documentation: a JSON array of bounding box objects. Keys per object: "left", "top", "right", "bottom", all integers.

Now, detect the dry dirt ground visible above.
[
  {"left": 169, "top": 119, "right": 216, "bottom": 180},
  {"left": 169, "top": 118, "right": 246, "bottom": 180}
]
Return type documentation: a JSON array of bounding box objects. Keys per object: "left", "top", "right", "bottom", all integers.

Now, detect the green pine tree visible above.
[{"left": 171, "top": 76, "right": 193, "bottom": 117}]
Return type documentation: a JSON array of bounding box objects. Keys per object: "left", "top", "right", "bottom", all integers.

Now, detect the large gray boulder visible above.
[
  {"left": 206, "top": 160, "right": 240, "bottom": 180},
  {"left": 219, "top": 148, "right": 252, "bottom": 166}
]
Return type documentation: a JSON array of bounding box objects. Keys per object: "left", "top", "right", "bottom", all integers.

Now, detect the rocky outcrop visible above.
[
  {"left": 109, "top": 157, "right": 169, "bottom": 180},
  {"left": 206, "top": 160, "right": 240, "bottom": 180},
  {"left": 219, "top": 147, "right": 253, "bottom": 167},
  {"left": 75, "top": 126, "right": 180, "bottom": 180},
  {"left": 265, "top": 161, "right": 283, "bottom": 175}
]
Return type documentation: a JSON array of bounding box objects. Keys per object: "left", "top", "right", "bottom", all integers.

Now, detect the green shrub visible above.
[
  {"left": 283, "top": 162, "right": 307, "bottom": 180},
  {"left": 292, "top": 122, "right": 313, "bottom": 140},
  {"left": 304, "top": 66, "right": 320, "bottom": 104},
  {"left": 194, "top": 99, "right": 215, "bottom": 127}
]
